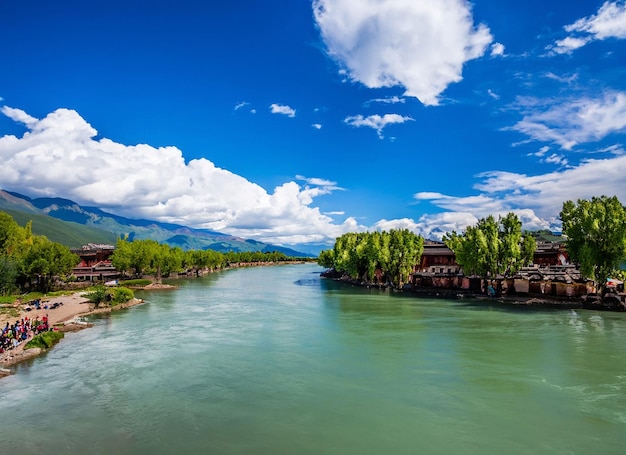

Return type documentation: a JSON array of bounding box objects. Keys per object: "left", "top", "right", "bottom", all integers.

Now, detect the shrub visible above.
[
  {"left": 111, "top": 287, "right": 134, "bottom": 306},
  {"left": 85, "top": 285, "right": 109, "bottom": 308},
  {"left": 25, "top": 331, "right": 64, "bottom": 349}
]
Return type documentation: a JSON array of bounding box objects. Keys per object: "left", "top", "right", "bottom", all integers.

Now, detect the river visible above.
[{"left": 1, "top": 264, "right": 625, "bottom": 454}]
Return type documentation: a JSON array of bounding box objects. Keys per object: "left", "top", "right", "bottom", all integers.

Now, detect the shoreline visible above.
[
  {"left": 0, "top": 263, "right": 307, "bottom": 379},
  {"left": 321, "top": 274, "right": 626, "bottom": 311},
  {"left": 0, "top": 293, "right": 144, "bottom": 377}
]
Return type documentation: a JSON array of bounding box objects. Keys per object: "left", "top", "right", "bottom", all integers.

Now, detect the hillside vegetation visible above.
[{"left": 3, "top": 209, "right": 116, "bottom": 248}]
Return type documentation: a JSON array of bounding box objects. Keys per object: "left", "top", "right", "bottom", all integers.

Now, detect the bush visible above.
[
  {"left": 85, "top": 285, "right": 108, "bottom": 308},
  {"left": 25, "top": 331, "right": 64, "bottom": 349},
  {"left": 111, "top": 287, "right": 134, "bottom": 306}
]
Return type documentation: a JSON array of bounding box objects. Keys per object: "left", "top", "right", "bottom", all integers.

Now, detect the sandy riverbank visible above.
[{"left": 1, "top": 292, "right": 144, "bottom": 375}]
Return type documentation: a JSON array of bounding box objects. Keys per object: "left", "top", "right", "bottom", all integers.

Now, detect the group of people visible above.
[
  {"left": 23, "top": 299, "right": 63, "bottom": 311},
  {"left": 0, "top": 314, "right": 50, "bottom": 354}
]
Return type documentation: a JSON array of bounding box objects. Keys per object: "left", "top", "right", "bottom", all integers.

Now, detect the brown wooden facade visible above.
[{"left": 70, "top": 244, "right": 118, "bottom": 281}]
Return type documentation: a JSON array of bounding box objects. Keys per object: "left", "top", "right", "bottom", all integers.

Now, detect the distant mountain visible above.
[
  {"left": 0, "top": 191, "right": 117, "bottom": 246},
  {"left": 1, "top": 190, "right": 314, "bottom": 257}
]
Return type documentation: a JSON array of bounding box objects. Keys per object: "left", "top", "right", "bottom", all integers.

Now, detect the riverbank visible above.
[
  {"left": 0, "top": 292, "right": 144, "bottom": 377},
  {"left": 321, "top": 272, "right": 626, "bottom": 311},
  {"left": 0, "top": 263, "right": 310, "bottom": 378}
]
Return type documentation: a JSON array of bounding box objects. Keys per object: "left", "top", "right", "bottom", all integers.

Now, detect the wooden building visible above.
[
  {"left": 70, "top": 243, "right": 118, "bottom": 281},
  {"left": 415, "top": 241, "right": 459, "bottom": 274},
  {"left": 533, "top": 240, "right": 569, "bottom": 266}
]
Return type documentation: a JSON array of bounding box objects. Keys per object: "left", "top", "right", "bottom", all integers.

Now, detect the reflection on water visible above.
[{"left": 1, "top": 264, "right": 625, "bottom": 454}]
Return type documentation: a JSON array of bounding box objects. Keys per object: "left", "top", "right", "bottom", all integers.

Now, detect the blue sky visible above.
[{"left": 1, "top": 0, "right": 626, "bottom": 254}]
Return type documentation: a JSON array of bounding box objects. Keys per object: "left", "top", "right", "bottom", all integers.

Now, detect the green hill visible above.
[
  {"left": 3, "top": 209, "right": 117, "bottom": 248},
  {"left": 0, "top": 190, "right": 315, "bottom": 257}
]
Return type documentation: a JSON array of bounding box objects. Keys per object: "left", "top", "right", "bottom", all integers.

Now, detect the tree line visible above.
[
  {"left": 0, "top": 212, "right": 79, "bottom": 294},
  {"left": 318, "top": 196, "right": 626, "bottom": 294},
  {"left": 442, "top": 212, "right": 536, "bottom": 290},
  {"left": 317, "top": 229, "right": 424, "bottom": 287},
  {"left": 3, "top": 194, "right": 625, "bottom": 296},
  {"left": 110, "top": 237, "right": 302, "bottom": 283},
  {"left": 0, "top": 211, "right": 310, "bottom": 295}
]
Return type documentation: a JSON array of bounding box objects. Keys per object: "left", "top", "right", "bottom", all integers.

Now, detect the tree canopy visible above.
[
  {"left": 560, "top": 195, "right": 626, "bottom": 293},
  {"left": 318, "top": 229, "right": 424, "bottom": 287},
  {"left": 443, "top": 213, "right": 535, "bottom": 281},
  {"left": 111, "top": 236, "right": 297, "bottom": 280},
  {"left": 0, "top": 211, "right": 78, "bottom": 293}
]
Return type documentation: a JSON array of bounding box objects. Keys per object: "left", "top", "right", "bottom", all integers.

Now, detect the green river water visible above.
[{"left": 1, "top": 264, "right": 625, "bottom": 454}]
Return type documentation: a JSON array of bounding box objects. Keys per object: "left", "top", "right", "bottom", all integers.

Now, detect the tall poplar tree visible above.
[
  {"left": 443, "top": 213, "right": 535, "bottom": 292},
  {"left": 324, "top": 229, "right": 423, "bottom": 287},
  {"left": 560, "top": 195, "right": 626, "bottom": 294}
]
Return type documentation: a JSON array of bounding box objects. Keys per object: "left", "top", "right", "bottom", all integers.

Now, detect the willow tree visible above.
[
  {"left": 560, "top": 195, "right": 626, "bottom": 294},
  {"left": 384, "top": 229, "right": 424, "bottom": 287},
  {"left": 325, "top": 229, "right": 423, "bottom": 287},
  {"left": 444, "top": 213, "right": 535, "bottom": 292}
]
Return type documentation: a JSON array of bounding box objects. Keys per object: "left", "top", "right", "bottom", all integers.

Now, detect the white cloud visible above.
[
  {"left": 413, "top": 153, "right": 626, "bottom": 236},
  {"left": 544, "top": 72, "right": 578, "bottom": 84},
  {"left": 550, "top": 36, "right": 590, "bottom": 54},
  {"left": 543, "top": 154, "right": 569, "bottom": 167},
  {"left": 508, "top": 91, "right": 626, "bottom": 149},
  {"left": 2, "top": 106, "right": 38, "bottom": 128},
  {"left": 490, "top": 42, "right": 505, "bottom": 57},
  {"left": 487, "top": 89, "right": 500, "bottom": 100},
  {"left": 270, "top": 103, "right": 296, "bottom": 117},
  {"left": 234, "top": 102, "right": 256, "bottom": 114},
  {"left": 373, "top": 218, "right": 421, "bottom": 232},
  {"left": 566, "top": 1, "right": 626, "bottom": 39},
  {"left": 295, "top": 175, "right": 340, "bottom": 188},
  {"left": 364, "top": 96, "right": 406, "bottom": 106},
  {"left": 313, "top": 0, "right": 493, "bottom": 106},
  {"left": 0, "top": 106, "right": 365, "bottom": 247},
  {"left": 344, "top": 113, "right": 413, "bottom": 138},
  {"left": 312, "top": 123, "right": 322, "bottom": 130},
  {"left": 549, "top": 1, "right": 626, "bottom": 54},
  {"left": 415, "top": 212, "right": 480, "bottom": 240},
  {"left": 530, "top": 146, "right": 550, "bottom": 158},
  {"left": 597, "top": 144, "right": 626, "bottom": 155}
]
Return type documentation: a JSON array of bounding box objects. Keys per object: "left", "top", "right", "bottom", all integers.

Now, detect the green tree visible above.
[
  {"left": 0, "top": 212, "right": 26, "bottom": 256},
  {"left": 23, "top": 236, "right": 79, "bottom": 292},
  {"left": 317, "top": 249, "right": 334, "bottom": 269},
  {"left": 150, "top": 244, "right": 186, "bottom": 282},
  {"left": 327, "top": 229, "right": 423, "bottom": 287},
  {"left": 111, "top": 237, "right": 133, "bottom": 277},
  {"left": 560, "top": 195, "right": 626, "bottom": 294},
  {"left": 0, "top": 212, "right": 32, "bottom": 293},
  {"left": 0, "top": 256, "right": 18, "bottom": 295},
  {"left": 444, "top": 213, "right": 535, "bottom": 293},
  {"left": 129, "top": 239, "right": 155, "bottom": 277},
  {"left": 86, "top": 285, "right": 109, "bottom": 308},
  {"left": 333, "top": 232, "right": 359, "bottom": 279},
  {"left": 384, "top": 229, "right": 424, "bottom": 287}
]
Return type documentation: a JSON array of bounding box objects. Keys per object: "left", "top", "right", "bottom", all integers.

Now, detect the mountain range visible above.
[{"left": 0, "top": 190, "right": 314, "bottom": 257}]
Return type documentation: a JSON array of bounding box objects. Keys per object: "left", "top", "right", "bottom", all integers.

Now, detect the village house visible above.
[
  {"left": 70, "top": 243, "right": 118, "bottom": 282},
  {"left": 415, "top": 241, "right": 460, "bottom": 275},
  {"left": 409, "top": 237, "right": 596, "bottom": 299}
]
